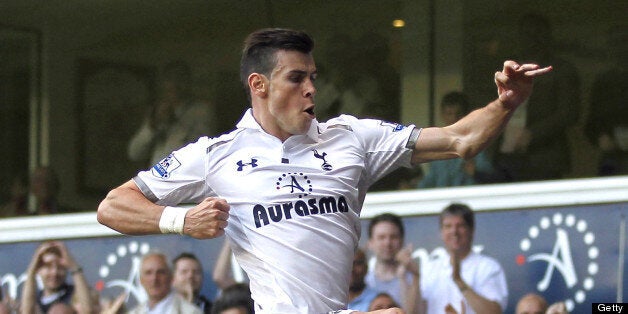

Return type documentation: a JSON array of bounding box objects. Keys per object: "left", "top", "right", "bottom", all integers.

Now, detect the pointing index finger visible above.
[{"left": 524, "top": 65, "right": 553, "bottom": 77}]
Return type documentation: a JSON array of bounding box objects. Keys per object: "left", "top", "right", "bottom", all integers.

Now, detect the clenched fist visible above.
[{"left": 183, "top": 197, "right": 230, "bottom": 239}]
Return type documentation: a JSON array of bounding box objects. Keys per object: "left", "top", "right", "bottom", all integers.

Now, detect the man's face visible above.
[
  {"left": 172, "top": 258, "right": 203, "bottom": 293},
  {"left": 368, "top": 221, "right": 403, "bottom": 263},
  {"left": 37, "top": 253, "right": 67, "bottom": 292},
  {"left": 441, "top": 104, "right": 464, "bottom": 126},
  {"left": 440, "top": 214, "right": 473, "bottom": 256},
  {"left": 259, "top": 50, "right": 317, "bottom": 141},
  {"left": 140, "top": 255, "right": 172, "bottom": 302}
]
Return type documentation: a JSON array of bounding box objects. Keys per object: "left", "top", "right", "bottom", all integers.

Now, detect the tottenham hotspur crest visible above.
[{"left": 313, "top": 149, "right": 332, "bottom": 171}]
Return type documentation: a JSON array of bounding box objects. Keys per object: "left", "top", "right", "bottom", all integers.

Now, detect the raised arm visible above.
[
  {"left": 56, "top": 242, "right": 93, "bottom": 314},
  {"left": 411, "top": 61, "right": 552, "bottom": 164},
  {"left": 212, "top": 238, "right": 238, "bottom": 290},
  {"left": 20, "top": 243, "right": 47, "bottom": 314},
  {"left": 97, "top": 180, "right": 230, "bottom": 239}
]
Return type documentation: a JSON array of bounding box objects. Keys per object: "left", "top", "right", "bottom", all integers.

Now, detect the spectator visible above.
[
  {"left": 494, "top": 12, "right": 580, "bottom": 182},
  {"left": 127, "top": 60, "right": 213, "bottom": 166},
  {"left": 515, "top": 293, "right": 547, "bottom": 314},
  {"left": 1, "top": 166, "right": 74, "bottom": 216},
  {"left": 172, "top": 252, "right": 213, "bottom": 313},
  {"left": 420, "top": 203, "right": 507, "bottom": 314},
  {"left": 128, "top": 251, "right": 202, "bottom": 314},
  {"left": 418, "top": 92, "right": 496, "bottom": 188},
  {"left": 210, "top": 283, "right": 254, "bottom": 314},
  {"left": 515, "top": 293, "right": 568, "bottom": 314},
  {"left": 348, "top": 248, "right": 379, "bottom": 311},
  {"left": 20, "top": 241, "right": 93, "bottom": 314},
  {"left": 396, "top": 167, "right": 424, "bottom": 191},
  {"left": 29, "top": 166, "right": 75, "bottom": 215},
  {"left": 0, "top": 172, "right": 28, "bottom": 217},
  {"left": 212, "top": 239, "right": 247, "bottom": 292},
  {"left": 369, "top": 292, "right": 399, "bottom": 311},
  {"left": 366, "top": 213, "right": 420, "bottom": 313}
]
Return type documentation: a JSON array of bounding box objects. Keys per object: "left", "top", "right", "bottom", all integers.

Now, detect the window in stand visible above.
[
  {"left": 76, "top": 59, "right": 156, "bottom": 196},
  {"left": 0, "top": 26, "right": 41, "bottom": 217}
]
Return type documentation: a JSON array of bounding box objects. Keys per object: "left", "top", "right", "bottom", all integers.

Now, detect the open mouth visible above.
[{"left": 304, "top": 107, "right": 315, "bottom": 116}]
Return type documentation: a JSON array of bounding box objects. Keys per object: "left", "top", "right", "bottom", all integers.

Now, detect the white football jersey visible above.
[{"left": 134, "top": 109, "right": 418, "bottom": 313}]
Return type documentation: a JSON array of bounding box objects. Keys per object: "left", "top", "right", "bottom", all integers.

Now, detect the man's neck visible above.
[
  {"left": 449, "top": 248, "right": 471, "bottom": 260},
  {"left": 375, "top": 259, "right": 398, "bottom": 279},
  {"left": 43, "top": 285, "right": 66, "bottom": 297},
  {"left": 148, "top": 292, "right": 172, "bottom": 309}
]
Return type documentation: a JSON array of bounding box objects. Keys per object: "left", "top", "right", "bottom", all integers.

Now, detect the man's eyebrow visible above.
[
  {"left": 288, "top": 69, "right": 307, "bottom": 75},
  {"left": 288, "top": 69, "right": 317, "bottom": 76}
]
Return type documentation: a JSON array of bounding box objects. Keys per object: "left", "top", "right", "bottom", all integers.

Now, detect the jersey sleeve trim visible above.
[
  {"left": 133, "top": 176, "right": 159, "bottom": 203},
  {"left": 406, "top": 127, "right": 421, "bottom": 149}
]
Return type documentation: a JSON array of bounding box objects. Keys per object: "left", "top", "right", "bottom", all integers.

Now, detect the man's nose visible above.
[{"left": 304, "top": 80, "right": 316, "bottom": 98}]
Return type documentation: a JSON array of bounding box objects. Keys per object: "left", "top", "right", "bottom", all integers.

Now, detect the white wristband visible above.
[{"left": 159, "top": 206, "right": 189, "bottom": 234}]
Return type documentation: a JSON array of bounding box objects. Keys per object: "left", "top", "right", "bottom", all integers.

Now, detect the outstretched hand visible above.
[
  {"left": 494, "top": 60, "right": 552, "bottom": 109},
  {"left": 183, "top": 197, "right": 230, "bottom": 239}
]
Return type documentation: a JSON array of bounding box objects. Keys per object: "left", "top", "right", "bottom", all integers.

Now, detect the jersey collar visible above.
[{"left": 236, "top": 108, "right": 321, "bottom": 142}]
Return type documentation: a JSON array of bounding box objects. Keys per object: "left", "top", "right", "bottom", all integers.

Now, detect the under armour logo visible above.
[
  {"left": 237, "top": 159, "right": 258, "bottom": 171},
  {"left": 313, "top": 149, "right": 332, "bottom": 171}
]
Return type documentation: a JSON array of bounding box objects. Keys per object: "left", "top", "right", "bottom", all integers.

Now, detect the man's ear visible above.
[{"left": 248, "top": 73, "right": 267, "bottom": 98}]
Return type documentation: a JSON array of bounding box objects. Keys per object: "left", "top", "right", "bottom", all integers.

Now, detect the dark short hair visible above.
[
  {"left": 441, "top": 91, "right": 471, "bottom": 115},
  {"left": 439, "top": 203, "right": 475, "bottom": 230},
  {"left": 368, "top": 213, "right": 405, "bottom": 239},
  {"left": 211, "top": 283, "right": 254, "bottom": 314},
  {"left": 172, "top": 252, "right": 203, "bottom": 270},
  {"left": 239, "top": 28, "right": 315, "bottom": 102}
]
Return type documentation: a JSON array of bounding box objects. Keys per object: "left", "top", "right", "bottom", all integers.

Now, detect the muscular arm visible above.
[
  {"left": 97, "top": 180, "right": 163, "bottom": 235},
  {"left": 97, "top": 180, "right": 230, "bottom": 239},
  {"left": 412, "top": 100, "right": 512, "bottom": 164},
  {"left": 411, "top": 61, "right": 552, "bottom": 164}
]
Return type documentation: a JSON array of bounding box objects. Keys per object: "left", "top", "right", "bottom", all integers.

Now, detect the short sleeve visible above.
[
  {"left": 333, "top": 115, "right": 417, "bottom": 185},
  {"left": 134, "top": 136, "right": 214, "bottom": 205}
]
